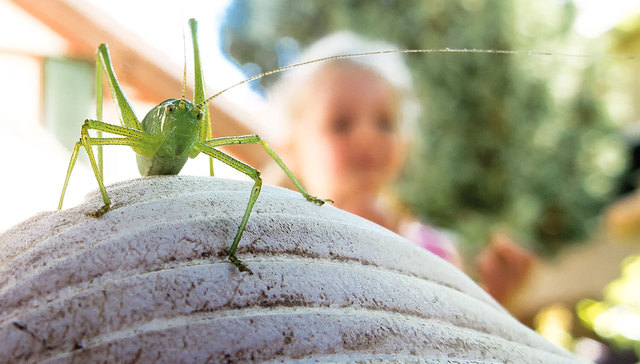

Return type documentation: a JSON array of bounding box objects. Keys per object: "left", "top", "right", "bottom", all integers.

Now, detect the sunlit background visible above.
[{"left": 1, "top": 0, "right": 640, "bottom": 362}]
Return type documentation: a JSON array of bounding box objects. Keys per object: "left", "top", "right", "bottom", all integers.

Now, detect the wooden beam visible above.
[{"left": 9, "top": 0, "right": 265, "bottom": 167}]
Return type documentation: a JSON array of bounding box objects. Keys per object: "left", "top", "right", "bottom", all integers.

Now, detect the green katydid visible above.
[
  {"left": 57, "top": 18, "right": 331, "bottom": 273},
  {"left": 58, "top": 18, "right": 630, "bottom": 273}
]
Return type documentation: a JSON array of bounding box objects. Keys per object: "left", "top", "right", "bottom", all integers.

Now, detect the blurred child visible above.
[
  {"left": 266, "top": 32, "right": 462, "bottom": 267},
  {"left": 263, "top": 31, "right": 537, "bottom": 304}
]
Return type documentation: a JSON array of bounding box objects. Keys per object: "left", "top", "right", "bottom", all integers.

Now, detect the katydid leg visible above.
[
  {"left": 58, "top": 119, "right": 157, "bottom": 216},
  {"left": 62, "top": 42, "right": 144, "bottom": 212},
  {"left": 204, "top": 135, "right": 332, "bottom": 205},
  {"left": 95, "top": 47, "right": 104, "bottom": 176},
  {"left": 79, "top": 123, "right": 110, "bottom": 217},
  {"left": 188, "top": 19, "right": 215, "bottom": 177},
  {"left": 58, "top": 141, "right": 82, "bottom": 210},
  {"left": 194, "top": 142, "right": 264, "bottom": 273},
  {"left": 96, "top": 44, "right": 141, "bottom": 131}
]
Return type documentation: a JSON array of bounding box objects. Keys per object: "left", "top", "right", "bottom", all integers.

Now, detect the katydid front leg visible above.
[
  {"left": 203, "top": 135, "right": 333, "bottom": 205},
  {"left": 193, "top": 143, "right": 262, "bottom": 273},
  {"left": 194, "top": 135, "right": 332, "bottom": 272}
]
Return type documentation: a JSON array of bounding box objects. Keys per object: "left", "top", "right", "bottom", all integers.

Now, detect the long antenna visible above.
[{"left": 196, "top": 48, "right": 634, "bottom": 108}]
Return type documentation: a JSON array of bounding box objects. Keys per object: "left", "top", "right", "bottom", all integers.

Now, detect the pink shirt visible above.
[{"left": 400, "top": 221, "right": 462, "bottom": 268}]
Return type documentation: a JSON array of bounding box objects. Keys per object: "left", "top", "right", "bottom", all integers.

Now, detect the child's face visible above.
[{"left": 288, "top": 63, "right": 405, "bottom": 201}]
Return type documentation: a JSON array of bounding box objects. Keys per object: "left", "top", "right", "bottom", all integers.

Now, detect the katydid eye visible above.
[
  {"left": 167, "top": 105, "right": 175, "bottom": 113},
  {"left": 196, "top": 111, "right": 203, "bottom": 120}
]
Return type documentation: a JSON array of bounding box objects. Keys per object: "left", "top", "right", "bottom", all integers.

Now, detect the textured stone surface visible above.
[{"left": 0, "top": 176, "right": 586, "bottom": 363}]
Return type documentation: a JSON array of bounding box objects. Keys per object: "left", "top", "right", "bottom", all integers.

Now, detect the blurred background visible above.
[{"left": 1, "top": 0, "right": 639, "bottom": 362}]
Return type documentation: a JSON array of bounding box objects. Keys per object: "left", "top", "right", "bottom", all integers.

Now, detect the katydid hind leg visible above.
[
  {"left": 97, "top": 44, "right": 142, "bottom": 131},
  {"left": 96, "top": 48, "right": 104, "bottom": 176},
  {"left": 189, "top": 18, "right": 215, "bottom": 177},
  {"left": 59, "top": 48, "right": 108, "bottom": 211},
  {"left": 59, "top": 43, "right": 146, "bottom": 215}
]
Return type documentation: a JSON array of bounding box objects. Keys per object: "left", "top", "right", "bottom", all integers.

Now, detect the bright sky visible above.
[
  {"left": 86, "top": 0, "right": 265, "bottom": 117},
  {"left": 573, "top": 0, "right": 640, "bottom": 38}
]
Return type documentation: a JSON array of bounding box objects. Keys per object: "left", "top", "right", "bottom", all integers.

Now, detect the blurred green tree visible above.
[{"left": 220, "top": 0, "right": 626, "bottom": 256}]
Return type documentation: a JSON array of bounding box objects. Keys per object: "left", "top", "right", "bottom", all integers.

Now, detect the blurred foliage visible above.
[
  {"left": 534, "top": 304, "right": 575, "bottom": 350},
  {"left": 220, "top": 0, "right": 627, "bottom": 255},
  {"left": 577, "top": 255, "right": 640, "bottom": 358}
]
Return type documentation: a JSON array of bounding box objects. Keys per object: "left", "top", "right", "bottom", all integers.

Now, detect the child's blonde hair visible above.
[{"left": 267, "top": 31, "right": 419, "bottom": 145}]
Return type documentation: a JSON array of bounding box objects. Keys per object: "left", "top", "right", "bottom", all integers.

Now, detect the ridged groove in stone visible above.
[{"left": 0, "top": 176, "right": 585, "bottom": 363}]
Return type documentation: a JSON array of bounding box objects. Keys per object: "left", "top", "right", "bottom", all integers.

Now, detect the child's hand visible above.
[{"left": 476, "top": 232, "right": 535, "bottom": 303}]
